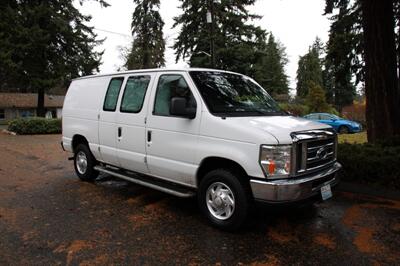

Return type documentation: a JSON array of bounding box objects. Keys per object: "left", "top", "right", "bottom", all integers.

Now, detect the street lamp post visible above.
[{"left": 207, "top": 0, "right": 216, "bottom": 68}]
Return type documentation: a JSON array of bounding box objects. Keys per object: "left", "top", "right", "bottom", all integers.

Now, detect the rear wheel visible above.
[
  {"left": 338, "top": 126, "right": 350, "bottom": 134},
  {"left": 74, "top": 144, "right": 99, "bottom": 181},
  {"left": 198, "top": 169, "right": 250, "bottom": 230}
]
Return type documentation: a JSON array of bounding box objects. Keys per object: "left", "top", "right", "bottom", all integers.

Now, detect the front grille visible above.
[{"left": 291, "top": 129, "right": 337, "bottom": 175}]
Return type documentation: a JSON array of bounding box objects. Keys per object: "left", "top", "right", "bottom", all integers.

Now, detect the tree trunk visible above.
[
  {"left": 397, "top": 4, "right": 400, "bottom": 90},
  {"left": 361, "top": 0, "right": 400, "bottom": 142},
  {"left": 37, "top": 88, "right": 45, "bottom": 117}
]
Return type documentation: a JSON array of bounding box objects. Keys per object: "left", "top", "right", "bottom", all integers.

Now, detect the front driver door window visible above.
[{"left": 153, "top": 74, "right": 196, "bottom": 117}]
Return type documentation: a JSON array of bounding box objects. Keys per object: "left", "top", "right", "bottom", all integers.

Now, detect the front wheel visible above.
[
  {"left": 74, "top": 144, "right": 99, "bottom": 181},
  {"left": 338, "top": 126, "right": 350, "bottom": 134},
  {"left": 198, "top": 169, "right": 250, "bottom": 230}
]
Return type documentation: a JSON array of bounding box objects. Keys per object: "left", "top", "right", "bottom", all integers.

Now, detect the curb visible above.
[{"left": 336, "top": 181, "right": 400, "bottom": 201}]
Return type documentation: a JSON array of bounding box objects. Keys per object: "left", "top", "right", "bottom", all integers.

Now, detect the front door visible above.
[
  {"left": 145, "top": 72, "right": 201, "bottom": 187},
  {"left": 319, "top": 114, "right": 336, "bottom": 127}
]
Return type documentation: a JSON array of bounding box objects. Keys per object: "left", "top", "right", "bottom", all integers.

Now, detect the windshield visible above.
[{"left": 189, "top": 71, "right": 284, "bottom": 117}]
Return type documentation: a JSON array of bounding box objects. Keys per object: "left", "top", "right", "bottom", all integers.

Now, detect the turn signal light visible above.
[{"left": 268, "top": 160, "right": 276, "bottom": 174}]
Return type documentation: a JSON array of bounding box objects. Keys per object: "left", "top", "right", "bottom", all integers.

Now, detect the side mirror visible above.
[{"left": 170, "top": 97, "right": 196, "bottom": 119}]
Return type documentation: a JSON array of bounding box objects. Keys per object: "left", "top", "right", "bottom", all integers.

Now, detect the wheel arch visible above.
[
  {"left": 196, "top": 157, "right": 249, "bottom": 187},
  {"left": 338, "top": 124, "right": 351, "bottom": 133},
  {"left": 71, "top": 134, "right": 89, "bottom": 153}
]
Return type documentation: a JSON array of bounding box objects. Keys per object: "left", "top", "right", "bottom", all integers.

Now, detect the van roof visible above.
[{"left": 72, "top": 68, "right": 243, "bottom": 81}]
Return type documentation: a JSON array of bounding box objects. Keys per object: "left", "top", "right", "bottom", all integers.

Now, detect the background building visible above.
[{"left": 0, "top": 93, "right": 64, "bottom": 124}]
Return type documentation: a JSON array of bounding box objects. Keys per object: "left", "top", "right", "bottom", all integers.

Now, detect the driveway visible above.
[{"left": 0, "top": 132, "right": 399, "bottom": 265}]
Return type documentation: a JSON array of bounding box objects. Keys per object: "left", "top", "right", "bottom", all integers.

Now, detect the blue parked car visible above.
[{"left": 303, "top": 113, "right": 362, "bottom": 134}]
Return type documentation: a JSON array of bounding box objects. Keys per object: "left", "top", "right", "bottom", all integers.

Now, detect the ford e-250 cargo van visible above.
[{"left": 62, "top": 68, "right": 341, "bottom": 229}]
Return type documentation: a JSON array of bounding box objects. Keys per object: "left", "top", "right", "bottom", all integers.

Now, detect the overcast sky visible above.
[{"left": 78, "top": 0, "right": 331, "bottom": 89}]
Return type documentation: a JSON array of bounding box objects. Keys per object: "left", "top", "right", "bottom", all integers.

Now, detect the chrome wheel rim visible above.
[
  {"left": 76, "top": 151, "right": 88, "bottom": 175},
  {"left": 206, "top": 182, "right": 235, "bottom": 220}
]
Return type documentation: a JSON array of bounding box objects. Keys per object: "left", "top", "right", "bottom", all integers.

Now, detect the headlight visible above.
[{"left": 259, "top": 145, "right": 292, "bottom": 179}]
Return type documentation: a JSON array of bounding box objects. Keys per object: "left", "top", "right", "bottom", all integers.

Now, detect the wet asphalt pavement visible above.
[{"left": 0, "top": 132, "right": 400, "bottom": 265}]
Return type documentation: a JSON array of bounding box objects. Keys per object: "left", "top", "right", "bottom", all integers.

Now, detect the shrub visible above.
[
  {"left": 341, "top": 99, "right": 366, "bottom": 127},
  {"left": 337, "top": 141, "right": 400, "bottom": 190},
  {"left": 8, "top": 118, "right": 62, "bottom": 135},
  {"left": 279, "top": 103, "right": 309, "bottom": 116}
]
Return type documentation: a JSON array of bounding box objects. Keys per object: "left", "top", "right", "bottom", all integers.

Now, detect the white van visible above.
[{"left": 62, "top": 68, "right": 341, "bottom": 229}]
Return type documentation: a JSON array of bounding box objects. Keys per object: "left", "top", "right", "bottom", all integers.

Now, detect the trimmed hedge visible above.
[
  {"left": 279, "top": 103, "right": 309, "bottom": 116},
  {"left": 279, "top": 102, "right": 339, "bottom": 117},
  {"left": 337, "top": 140, "right": 400, "bottom": 190},
  {"left": 8, "top": 118, "right": 61, "bottom": 135}
]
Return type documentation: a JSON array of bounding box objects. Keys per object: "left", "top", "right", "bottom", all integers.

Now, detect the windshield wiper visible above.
[
  {"left": 241, "top": 109, "right": 286, "bottom": 116},
  {"left": 213, "top": 108, "right": 286, "bottom": 117},
  {"left": 249, "top": 110, "right": 271, "bottom": 115}
]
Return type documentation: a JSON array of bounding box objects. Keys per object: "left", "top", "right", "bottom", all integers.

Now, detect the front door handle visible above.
[{"left": 118, "top": 127, "right": 122, "bottom": 138}]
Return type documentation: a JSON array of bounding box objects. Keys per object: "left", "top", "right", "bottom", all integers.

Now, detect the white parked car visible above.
[{"left": 62, "top": 68, "right": 341, "bottom": 229}]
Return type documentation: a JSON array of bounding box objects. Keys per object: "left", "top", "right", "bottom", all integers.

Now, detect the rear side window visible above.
[
  {"left": 103, "top": 77, "right": 124, "bottom": 111},
  {"left": 153, "top": 74, "right": 196, "bottom": 116},
  {"left": 120, "top": 76, "right": 151, "bottom": 113}
]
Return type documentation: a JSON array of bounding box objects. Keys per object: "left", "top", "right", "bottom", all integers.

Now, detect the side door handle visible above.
[
  {"left": 147, "top": 130, "right": 152, "bottom": 142},
  {"left": 118, "top": 127, "right": 122, "bottom": 139}
]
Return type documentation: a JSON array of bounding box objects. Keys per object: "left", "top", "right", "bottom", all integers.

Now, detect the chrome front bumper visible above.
[{"left": 250, "top": 162, "right": 341, "bottom": 202}]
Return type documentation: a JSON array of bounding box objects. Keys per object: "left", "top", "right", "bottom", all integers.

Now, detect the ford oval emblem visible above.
[{"left": 316, "top": 147, "right": 328, "bottom": 160}]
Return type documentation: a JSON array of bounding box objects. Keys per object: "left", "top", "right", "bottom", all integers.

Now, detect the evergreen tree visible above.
[
  {"left": 326, "top": 0, "right": 400, "bottom": 142},
  {"left": 125, "top": 0, "right": 165, "bottom": 70},
  {"left": 324, "top": 2, "right": 360, "bottom": 111},
  {"left": 361, "top": 0, "right": 400, "bottom": 141},
  {"left": 325, "top": 2, "right": 364, "bottom": 85},
  {"left": 173, "top": 0, "right": 266, "bottom": 76},
  {"left": 306, "top": 81, "right": 331, "bottom": 113},
  {"left": 0, "top": 0, "right": 107, "bottom": 116},
  {"left": 254, "top": 33, "right": 289, "bottom": 96},
  {"left": 396, "top": 1, "right": 400, "bottom": 85},
  {"left": 296, "top": 38, "right": 324, "bottom": 98}
]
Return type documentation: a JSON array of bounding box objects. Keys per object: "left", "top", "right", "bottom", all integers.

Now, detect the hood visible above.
[{"left": 231, "top": 116, "right": 331, "bottom": 144}]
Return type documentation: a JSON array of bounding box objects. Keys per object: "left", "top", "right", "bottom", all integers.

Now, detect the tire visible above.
[
  {"left": 73, "top": 144, "right": 99, "bottom": 181},
  {"left": 338, "top": 126, "right": 350, "bottom": 134},
  {"left": 198, "top": 169, "right": 250, "bottom": 230}
]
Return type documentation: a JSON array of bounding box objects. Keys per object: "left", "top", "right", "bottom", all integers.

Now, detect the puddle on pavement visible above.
[{"left": 95, "top": 174, "right": 130, "bottom": 188}]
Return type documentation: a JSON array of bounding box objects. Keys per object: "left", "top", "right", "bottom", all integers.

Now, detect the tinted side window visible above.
[
  {"left": 103, "top": 78, "right": 124, "bottom": 111},
  {"left": 320, "top": 114, "right": 331, "bottom": 120},
  {"left": 153, "top": 75, "right": 196, "bottom": 116},
  {"left": 120, "top": 76, "right": 151, "bottom": 113}
]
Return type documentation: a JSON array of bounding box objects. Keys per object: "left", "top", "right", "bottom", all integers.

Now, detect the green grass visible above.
[{"left": 338, "top": 131, "right": 367, "bottom": 144}]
